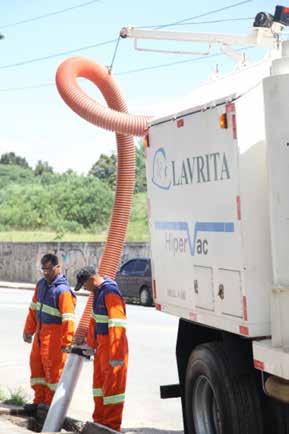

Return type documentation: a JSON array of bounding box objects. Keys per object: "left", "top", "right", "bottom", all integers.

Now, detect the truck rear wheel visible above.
[
  {"left": 185, "top": 342, "right": 263, "bottom": 434},
  {"left": 263, "top": 397, "right": 289, "bottom": 434}
]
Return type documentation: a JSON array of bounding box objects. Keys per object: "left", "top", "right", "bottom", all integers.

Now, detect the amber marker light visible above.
[
  {"left": 143, "top": 133, "right": 150, "bottom": 148},
  {"left": 219, "top": 113, "right": 228, "bottom": 129}
]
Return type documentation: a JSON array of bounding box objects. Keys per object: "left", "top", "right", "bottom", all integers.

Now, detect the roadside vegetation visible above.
[
  {"left": 0, "top": 386, "right": 28, "bottom": 405},
  {"left": 0, "top": 386, "right": 6, "bottom": 401},
  {"left": 0, "top": 144, "right": 149, "bottom": 242}
]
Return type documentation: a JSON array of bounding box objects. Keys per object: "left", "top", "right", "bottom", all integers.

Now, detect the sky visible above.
[{"left": 0, "top": 0, "right": 281, "bottom": 174}]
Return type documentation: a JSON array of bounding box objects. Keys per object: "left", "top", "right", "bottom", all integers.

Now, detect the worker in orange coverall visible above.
[
  {"left": 23, "top": 253, "right": 76, "bottom": 412},
  {"left": 74, "top": 266, "right": 128, "bottom": 432}
]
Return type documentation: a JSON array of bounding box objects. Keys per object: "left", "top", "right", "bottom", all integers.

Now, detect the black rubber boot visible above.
[{"left": 23, "top": 403, "right": 38, "bottom": 415}]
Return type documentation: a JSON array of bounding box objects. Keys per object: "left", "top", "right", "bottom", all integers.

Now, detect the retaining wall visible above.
[{"left": 0, "top": 242, "right": 150, "bottom": 285}]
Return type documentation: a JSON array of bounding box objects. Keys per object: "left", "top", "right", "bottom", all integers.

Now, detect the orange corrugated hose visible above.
[{"left": 56, "top": 57, "right": 150, "bottom": 339}]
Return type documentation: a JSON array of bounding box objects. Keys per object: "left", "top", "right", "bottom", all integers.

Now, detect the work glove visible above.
[
  {"left": 109, "top": 359, "right": 124, "bottom": 368},
  {"left": 61, "top": 345, "right": 72, "bottom": 353},
  {"left": 82, "top": 347, "right": 95, "bottom": 357},
  {"left": 72, "top": 335, "right": 85, "bottom": 345},
  {"left": 23, "top": 333, "right": 33, "bottom": 344},
  {"left": 61, "top": 344, "right": 94, "bottom": 359}
]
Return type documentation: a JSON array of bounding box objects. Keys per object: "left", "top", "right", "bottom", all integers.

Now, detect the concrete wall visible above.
[{"left": 0, "top": 242, "right": 150, "bottom": 285}]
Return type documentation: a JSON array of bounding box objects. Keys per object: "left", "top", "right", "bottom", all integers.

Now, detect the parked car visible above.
[{"left": 116, "top": 257, "right": 153, "bottom": 306}]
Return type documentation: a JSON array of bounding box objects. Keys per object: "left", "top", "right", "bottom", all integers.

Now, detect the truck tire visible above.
[
  {"left": 185, "top": 342, "right": 263, "bottom": 434},
  {"left": 263, "top": 397, "right": 289, "bottom": 434}
]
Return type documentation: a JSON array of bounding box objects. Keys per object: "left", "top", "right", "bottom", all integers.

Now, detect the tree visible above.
[
  {"left": 0, "top": 164, "right": 34, "bottom": 189},
  {"left": 88, "top": 153, "right": 116, "bottom": 189},
  {"left": 0, "top": 175, "right": 113, "bottom": 232},
  {"left": 34, "top": 160, "right": 54, "bottom": 176},
  {"left": 0, "top": 152, "right": 30, "bottom": 168},
  {"left": 63, "top": 169, "right": 77, "bottom": 176},
  {"left": 135, "top": 140, "right": 147, "bottom": 193},
  {"left": 54, "top": 175, "right": 113, "bottom": 228},
  {"left": 0, "top": 165, "right": 148, "bottom": 236},
  {"left": 88, "top": 142, "right": 147, "bottom": 193}
]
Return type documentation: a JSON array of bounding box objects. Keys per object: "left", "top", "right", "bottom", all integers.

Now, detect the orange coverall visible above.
[
  {"left": 23, "top": 275, "right": 76, "bottom": 405},
  {"left": 87, "top": 278, "right": 128, "bottom": 432}
]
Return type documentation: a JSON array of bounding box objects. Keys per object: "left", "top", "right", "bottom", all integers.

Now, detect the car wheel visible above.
[
  {"left": 139, "top": 286, "right": 153, "bottom": 306},
  {"left": 185, "top": 342, "right": 263, "bottom": 434}
]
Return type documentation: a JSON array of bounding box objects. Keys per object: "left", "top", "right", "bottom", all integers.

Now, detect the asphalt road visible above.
[{"left": 0, "top": 287, "right": 184, "bottom": 433}]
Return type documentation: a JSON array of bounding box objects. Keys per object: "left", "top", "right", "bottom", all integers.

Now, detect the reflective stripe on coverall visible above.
[
  {"left": 87, "top": 278, "right": 128, "bottom": 432},
  {"left": 24, "top": 274, "right": 76, "bottom": 405}
]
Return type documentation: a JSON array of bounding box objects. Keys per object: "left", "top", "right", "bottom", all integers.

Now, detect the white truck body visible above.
[
  {"left": 123, "top": 7, "right": 289, "bottom": 433},
  {"left": 123, "top": 7, "right": 289, "bottom": 432},
  {"left": 146, "top": 47, "right": 289, "bottom": 378}
]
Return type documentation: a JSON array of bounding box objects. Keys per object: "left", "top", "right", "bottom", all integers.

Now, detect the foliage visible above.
[
  {"left": 4, "top": 387, "right": 28, "bottom": 405},
  {"left": 0, "top": 145, "right": 149, "bottom": 240},
  {"left": 89, "top": 141, "right": 147, "bottom": 193},
  {"left": 0, "top": 183, "right": 57, "bottom": 229},
  {"left": 135, "top": 141, "right": 147, "bottom": 193},
  {"left": 0, "top": 386, "right": 7, "bottom": 402},
  {"left": 64, "top": 168, "right": 77, "bottom": 176},
  {"left": 0, "top": 230, "right": 108, "bottom": 242},
  {"left": 0, "top": 172, "right": 113, "bottom": 233},
  {"left": 0, "top": 152, "right": 30, "bottom": 168},
  {"left": 0, "top": 164, "right": 34, "bottom": 189},
  {"left": 52, "top": 174, "right": 113, "bottom": 228},
  {"left": 0, "top": 192, "right": 149, "bottom": 241},
  {"left": 34, "top": 160, "right": 54, "bottom": 176},
  {"left": 89, "top": 153, "right": 116, "bottom": 189},
  {"left": 126, "top": 192, "right": 149, "bottom": 241}
]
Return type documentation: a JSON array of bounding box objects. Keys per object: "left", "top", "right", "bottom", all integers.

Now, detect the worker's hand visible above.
[
  {"left": 82, "top": 347, "right": 95, "bottom": 357},
  {"left": 109, "top": 359, "right": 124, "bottom": 368},
  {"left": 72, "top": 335, "right": 85, "bottom": 345},
  {"left": 23, "top": 333, "right": 33, "bottom": 344},
  {"left": 61, "top": 345, "right": 72, "bottom": 353}
]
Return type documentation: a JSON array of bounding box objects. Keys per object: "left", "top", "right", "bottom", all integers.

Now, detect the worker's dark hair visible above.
[{"left": 41, "top": 253, "right": 59, "bottom": 266}]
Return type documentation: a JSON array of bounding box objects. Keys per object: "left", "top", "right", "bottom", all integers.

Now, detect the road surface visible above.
[{"left": 0, "top": 287, "right": 184, "bottom": 433}]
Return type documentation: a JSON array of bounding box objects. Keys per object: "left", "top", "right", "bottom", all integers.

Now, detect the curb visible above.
[
  {"left": 0, "top": 403, "right": 26, "bottom": 416},
  {"left": 0, "top": 404, "right": 120, "bottom": 434},
  {"left": 0, "top": 282, "right": 34, "bottom": 290},
  {"left": 0, "top": 282, "right": 88, "bottom": 297}
]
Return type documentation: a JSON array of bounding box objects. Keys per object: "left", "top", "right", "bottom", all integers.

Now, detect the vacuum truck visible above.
[{"left": 121, "top": 5, "right": 289, "bottom": 434}]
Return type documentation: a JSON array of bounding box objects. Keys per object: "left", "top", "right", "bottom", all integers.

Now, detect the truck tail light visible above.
[
  {"left": 239, "top": 325, "right": 249, "bottom": 336},
  {"left": 254, "top": 360, "right": 264, "bottom": 370}
]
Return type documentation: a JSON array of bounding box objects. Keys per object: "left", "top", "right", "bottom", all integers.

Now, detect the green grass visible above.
[
  {"left": 0, "top": 224, "right": 149, "bottom": 242},
  {"left": 3, "top": 387, "right": 28, "bottom": 406},
  {"left": 0, "top": 230, "right": 106, "bottom": 242},
  {"left": 0, "top": 386, "right": 28, "bottom": 405},
  {"left": 0, "top": 192, "right": 150, "bottom": 242},
  {"left": 0, "top": 386, "right": 7, "bottom": 402},
  {"left": 126, "top": 192, "right": 149, "bottom": 241}
]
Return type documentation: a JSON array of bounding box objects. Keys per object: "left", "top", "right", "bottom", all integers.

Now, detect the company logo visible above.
[
  {"left": 155, "top": 220, "right": 235, "bottom": 256},
  {"left": 151, "top": 148, "right": 171, "bottom": 190},
  {"left": 151, "top": 147, "right": 230, "bottom": 190}
]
